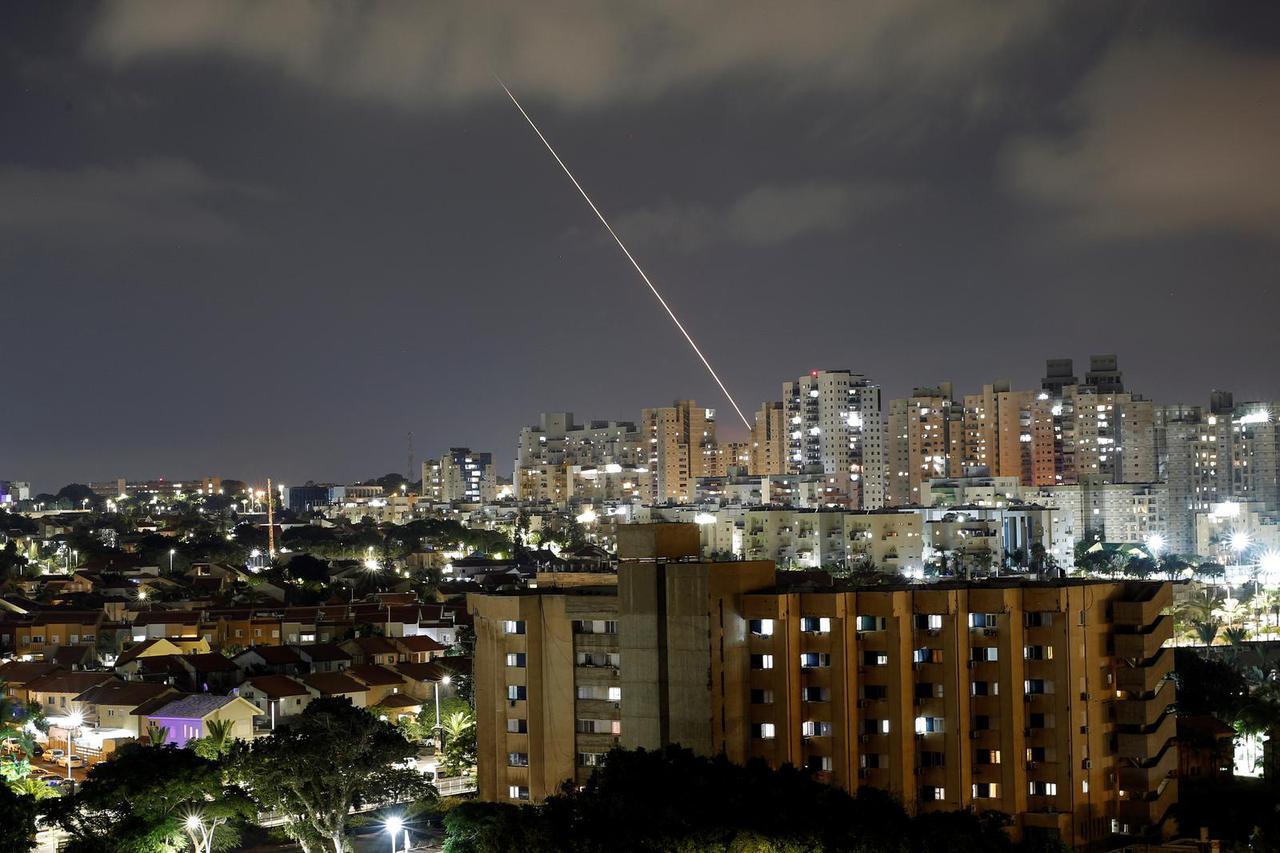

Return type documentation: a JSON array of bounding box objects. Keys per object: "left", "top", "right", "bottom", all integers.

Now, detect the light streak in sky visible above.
[{"left": 496, "top": 76, "right": 752, "bottom": 430}]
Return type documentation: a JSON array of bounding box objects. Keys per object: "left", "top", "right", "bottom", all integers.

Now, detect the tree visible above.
[
  {"left": 55, "top": 484, "right": 98, "bottom": 509},
  {"left": 0, "top": 781, "right": 38, "bottom": 851},
  {"left": 45, "top": 742, "right": 250, "bottom": 853},
  {"left": 443, "top": 746, "right": 1033, "bottom": 853},
  {"left": 189, "top": 718, "right": 235, "bottom": 760},
  {"left": 145, "top": 723, "right": 169, "bottom": 746},
  {"left": 439, "top": 710, "right": 477, "bottom": 778},
  {"left": 232, "top": 697, "right": 434, "bottom": 853},
  {"left": 1193, "top": 619, "right": 1221, "bottom": 646},
  {"left": 0, "top": 682, "right": 46, "bottom": 784}
]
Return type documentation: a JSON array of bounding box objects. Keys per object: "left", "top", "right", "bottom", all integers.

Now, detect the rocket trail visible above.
[{"left": 496, "top": 76, "right": 753, "bottom": 430}]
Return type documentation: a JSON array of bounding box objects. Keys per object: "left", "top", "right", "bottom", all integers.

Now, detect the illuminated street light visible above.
[
  {"left": 65, "top": 711, "right": 83, "bottom": 786},
  {"left": 384, "top": 815, "right": 404, "bottom": 853},
  {"left": 184, "top": 813, "right": 216, "bottom": 853},
  {"left": 1145, "top": 533, "right": 1166, "bottom": 557},
  {"left": 169, "top": 549, "right": 176, "bottom": 573},
  {"left": 1230, "top": 531, "right": 1251, "bottom": 555}
]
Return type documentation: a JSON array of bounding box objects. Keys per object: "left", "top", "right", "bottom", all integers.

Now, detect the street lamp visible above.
[
  {"left": 434, "top": 675, "right": 452, "bottom": 754},
  {"left": 169, "top": 549, "right": 176, "bottom": 573},
  {"left": 65, "top": 711, "right": 83, "bottom": 786},
  {"left": 185, "top": 813, "right": 216, "bottom": 853},
  {"left": 384, "top": 815, "right": 404, "bottom": 853}
]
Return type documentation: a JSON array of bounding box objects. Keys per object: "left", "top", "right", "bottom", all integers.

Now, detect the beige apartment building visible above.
[
  {"left": 468, "top": 523, "right": 1175, "bottom": 847},
  {"left": 750, "top": 401, "right": 787, "bottom": 477},
  {"left": 640, "top": 400, "right": 718, "bottom": 504}
]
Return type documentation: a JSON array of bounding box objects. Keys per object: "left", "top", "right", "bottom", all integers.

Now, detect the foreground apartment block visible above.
[{"left": 469, "top": 523, "right": 1175, "bottom": 848}]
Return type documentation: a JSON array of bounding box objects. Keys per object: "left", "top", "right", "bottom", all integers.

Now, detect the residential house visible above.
[
  {"left": 16, "top": 610, "right": 103, "bottom": 660},
  {"left": 298, "top": 672, "right": 368, "bottom": 708},
  {"left": 143, "top": 694, "right": 262, "bottom": 746},
  {"left": 231, "top": 645, "right": 306, "bottom": 677},
  {"left": 392, "top": 635, "right": 446, "bottom": 663},
  {"left": 131, "top": 611, "right": 201, "bottom": 644},
  {"left": 26, "top": 671, "right": 117, "bottom": 717},
  {"left": 341, "top": 636, "right": 399, "bottom": 667},
  {"left": 72, "top": 681, "right": 180, "bottom": 736},
  {"left": 236, "top": 675, "right": 312, "bottom": 730},
  {"left": 295, "top": 643, "right": 351, "bottom": 673},
  {"left": 390, "top": 661, "right": 455, "bottom": 702},
  {"left": 177, "top": 653, "right": 241, "bottom": 693},
  {"left": 0, "top": 660, "right": 61, "bottom": 702},
  {"left": 345, "top": 664, "right": 408, "bottom": 706}
]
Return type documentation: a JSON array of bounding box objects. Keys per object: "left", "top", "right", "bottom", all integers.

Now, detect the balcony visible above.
[
  {"left": 1116, "top": 712, "right": 1177, "bottom": 762},
  {"left": 1118, "top": 776, "right": 1177, "bottom": 828},
  {"left": 1116, "top": 648, "right": 1173, "bottom": 694},
  {"left": 1118, "top": 739, "right": 1178, "bottom": 793},
  {"left": 1114, "top": 615, "right": 1172, "bottom": 660},
  {"left": 1114, "top": 681, "right": 1174, "bottom": 727},
  {"left": 1113, "top": 584, "right": 1173, "bottom": 628},
  {"left": 574, "top": 632, "right": 618, "bottom": 650}
]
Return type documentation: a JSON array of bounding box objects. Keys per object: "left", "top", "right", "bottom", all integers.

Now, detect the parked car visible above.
[
  {"left": 38, "top": 773, "right": 62, "bottom": 787},
  {"left": 48, "top": 748, "right": 65, "bottom": 760},
  {"left": 66, "top": 755, "right": 85, "bottom": 767}
]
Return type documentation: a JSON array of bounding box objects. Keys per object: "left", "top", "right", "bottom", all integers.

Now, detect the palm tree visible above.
[
  {"left": 145, "top": 722, "right": 169, "bottom": 746},
  {"left": 1223, "top": 626, "right": 1250, "bottom": 646},
  {"left": 7, "top": 776, "right": 57, "bottom": 800},
  {"left": 191, "top": 718, "right": 235, "bottom": 759},
  {"left": 440, "top": 709, "right": 473, "bottom": 745},
  {"left": 1193, "top": 619, "right": 1221, "bottom": 646}
]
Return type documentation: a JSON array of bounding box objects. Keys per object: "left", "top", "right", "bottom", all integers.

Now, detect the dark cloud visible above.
[
  {"left": 0, "top": 158, "right": 265, "bottom": 246},
  {"left": 88, "top": 0, "right": 1057, "bottom": 108},
  {"left": 1004, "top": 37, "right": 1280, "bottom": 240}
]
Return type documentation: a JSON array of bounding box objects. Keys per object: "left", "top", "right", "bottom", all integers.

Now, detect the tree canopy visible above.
[
  {"left": 232, "top": 697, "right": 434, "bottom": 853},
  {"left": 45, "top": 742, "right": 250, "bottom": 853},
  {"left": 443, "top": 746, "right": 1064, "bottom": 853}
]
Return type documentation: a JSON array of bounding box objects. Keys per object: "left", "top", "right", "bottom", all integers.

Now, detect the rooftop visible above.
[{"left": 149, "top": 694, "right": 243, "bottom": 719}]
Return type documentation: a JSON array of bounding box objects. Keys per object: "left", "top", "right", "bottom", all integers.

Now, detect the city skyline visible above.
[
  {"left": 5, "top": 3, "right": 1280, "bottom": 489},
  {"left": 6, "top": 351, "right": 1279, "bottom": 492}
]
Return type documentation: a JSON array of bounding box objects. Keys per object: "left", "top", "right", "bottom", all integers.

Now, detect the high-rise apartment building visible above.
[
  {"left": 886, "top": 384, "right": 964, "bottom": 506},
  {"left": 1154, "top": 394, "right": 1280, "bottom": 553},
  {"left": 750, "top": 402, "right": 788, "bottom": 477},
  {"left": 424, "top": 448, "right": 496, "bottom": 504},
  {"left": 469, "top": 523, "right": 1176, "bottom": 846},
  {"left": 640, "top": 400, "right": 718, "bottom": 504},
  {"left": 783, "top": 371, "right": 885, "bottom": 510},
  {"left": 514, "top": 413, "right": 646, "bottom": 504}
]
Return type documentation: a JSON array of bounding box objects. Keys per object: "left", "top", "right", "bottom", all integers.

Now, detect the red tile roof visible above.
[
  {"left": 298, "top": 672, "right": 366, "bottom": 697},
  {"left": 242, "top": 675, "right": 309, "bottom": 699}
]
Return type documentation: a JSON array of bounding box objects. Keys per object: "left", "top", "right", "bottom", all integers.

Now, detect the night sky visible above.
[{"left": 4, "top": 2, "right": 1279, "bottom": 491}]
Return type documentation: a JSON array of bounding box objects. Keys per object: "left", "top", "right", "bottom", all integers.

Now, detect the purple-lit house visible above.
[{"left": 144, "top": 693, "right": 263, "bottom": 746}]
